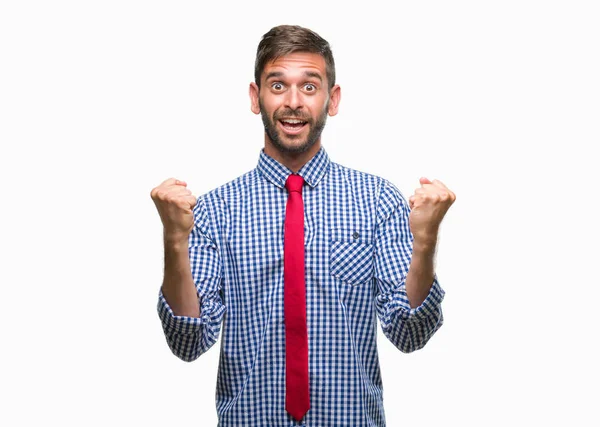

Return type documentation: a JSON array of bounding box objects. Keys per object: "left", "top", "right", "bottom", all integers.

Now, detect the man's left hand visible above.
[{"left": 408, "top": 177, "right": 456, "bottom": 245}]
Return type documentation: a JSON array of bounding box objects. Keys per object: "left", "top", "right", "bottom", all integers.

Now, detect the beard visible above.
[{"left": 259, "top": 98, "right": 329, "bottom": 154}]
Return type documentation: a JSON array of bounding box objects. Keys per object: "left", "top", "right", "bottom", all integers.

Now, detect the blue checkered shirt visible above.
[{"left": 158, "top": 147, "right": 445, "bottom": 426}]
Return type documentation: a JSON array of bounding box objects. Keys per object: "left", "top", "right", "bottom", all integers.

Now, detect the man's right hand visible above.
[{"left": 150, "top": 178, "right": 197, "bottom": 243}]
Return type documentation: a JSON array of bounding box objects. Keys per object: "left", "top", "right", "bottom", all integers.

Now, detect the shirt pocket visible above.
[{"left": 329, "top": 227, "right": 375, "bottom": 286}]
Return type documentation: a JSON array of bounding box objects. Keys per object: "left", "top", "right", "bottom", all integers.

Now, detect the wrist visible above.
[
  {"left": 163, "top": 232, "right": 189, "bottom": 251},
  {"left": 412, "top": 236, "right": 437, "bottom": 254}
]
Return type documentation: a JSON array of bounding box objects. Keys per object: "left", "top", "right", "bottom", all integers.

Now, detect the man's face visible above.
[{"left": 250, "top": 52, "right": 340, "bottom": 155}]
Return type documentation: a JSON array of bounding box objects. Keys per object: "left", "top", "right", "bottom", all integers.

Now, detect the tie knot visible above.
[{"left": 285, "top": 174, "right": 304, "bottom": 193}]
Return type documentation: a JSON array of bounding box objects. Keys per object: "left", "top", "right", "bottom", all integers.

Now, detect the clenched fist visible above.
[
  {"left": 150, "top": 178, "right": 197, "bottom": 243},
  {"left": 408, "top": 177, "right": 456, "bottom": 245}
]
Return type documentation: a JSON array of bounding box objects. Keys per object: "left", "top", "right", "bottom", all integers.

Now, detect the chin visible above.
[{"left": 273, "top": 137, "right": 315, "bottom": 154}]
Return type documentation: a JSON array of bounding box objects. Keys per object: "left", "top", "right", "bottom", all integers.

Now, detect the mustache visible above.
[{"left": 274, "top": 109, "right": 312, "bottom": 122}]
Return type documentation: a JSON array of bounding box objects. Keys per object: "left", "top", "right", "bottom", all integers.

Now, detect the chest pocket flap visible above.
[{"left": 329, "top": 227, "right": 375, "bottom": 286}]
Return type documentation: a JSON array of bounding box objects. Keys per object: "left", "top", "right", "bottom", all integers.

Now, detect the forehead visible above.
[{"left": 262, "top": 52, "right": 327, "bottom": 81}]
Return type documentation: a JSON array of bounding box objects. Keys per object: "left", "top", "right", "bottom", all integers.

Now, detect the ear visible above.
[
  {"left": 327, "top": 84, "right": 341, "bottom": 116},
  {"left": 249, "top": 82, "right": 261, "bottom": 115}
]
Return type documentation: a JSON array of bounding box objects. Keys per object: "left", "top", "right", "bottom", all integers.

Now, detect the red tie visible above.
[{"left": 284, "top": 174, "right": 310, "bottom": 421}]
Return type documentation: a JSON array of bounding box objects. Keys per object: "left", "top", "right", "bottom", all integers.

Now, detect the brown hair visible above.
[{"left": 254, "top": 25, "right": 336, "bottom": 90}]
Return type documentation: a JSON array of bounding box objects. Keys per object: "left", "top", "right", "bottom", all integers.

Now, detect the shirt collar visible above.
[{"left": 257, "top": 147, "right": 331, "bottom": 189}]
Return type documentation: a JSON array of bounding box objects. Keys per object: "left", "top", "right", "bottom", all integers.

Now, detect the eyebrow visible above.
[{"left": 264, "top": 71, "right": 323, "bottom": 82}]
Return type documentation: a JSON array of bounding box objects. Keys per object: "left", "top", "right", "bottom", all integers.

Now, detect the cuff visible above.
[
  {"left": 377, "top": 276, "right": 445, "bottom": 328},
  {"left": 157, "top": 290, "right": 206, "bottom": 336},
  {"left": 404, "top": 276, "right": 445, "bottom": 321}
]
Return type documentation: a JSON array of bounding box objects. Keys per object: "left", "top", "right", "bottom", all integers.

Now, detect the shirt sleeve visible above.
[
  {"left": 373, "top": 180, "right": 445, "bottom": 353},
  {"left": 156, "top": 197, "right": 227, "bottom": 362}
]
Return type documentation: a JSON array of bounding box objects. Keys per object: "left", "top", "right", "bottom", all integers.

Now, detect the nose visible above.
[{"left": 284, "top": 86, "right": 303, "bottom": 111}]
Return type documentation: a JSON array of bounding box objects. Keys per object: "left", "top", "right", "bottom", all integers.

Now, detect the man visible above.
[{"left": 151, "top": 25, "right": 455, "bottom": 426}]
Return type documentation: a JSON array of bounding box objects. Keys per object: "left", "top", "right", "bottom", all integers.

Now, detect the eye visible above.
[
  {"left": 271, "top": 82, "right": 284, "bottom": 91},
  {"left": 304, "top": 83, "right": 317, "bottom": 92}
]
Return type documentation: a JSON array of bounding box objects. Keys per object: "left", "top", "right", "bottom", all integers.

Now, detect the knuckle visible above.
[
  {"left": 158, "top": 189, "right": 170, "bottom": 200},
  {"left": 167, "top": 194, "right": 181, "bottom": 204}
]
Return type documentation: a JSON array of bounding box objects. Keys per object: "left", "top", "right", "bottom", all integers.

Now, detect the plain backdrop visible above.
[{"left": 1, "top": 1, "right": 599, "bottom": 426}]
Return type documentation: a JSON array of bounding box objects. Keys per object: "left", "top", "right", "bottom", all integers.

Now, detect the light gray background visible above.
[{"left": 1, "top": 0, "right": 598, "bottom": 425}]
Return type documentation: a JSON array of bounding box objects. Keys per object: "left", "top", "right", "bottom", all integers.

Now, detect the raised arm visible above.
[
  {"left": 151, "top": 178, "right": 199, "bottom": 317},
  {"left": 405, "top": 177, "right": 456, "bottom": 308},
  {"left": 374, "top": 178, "right": 454, "bottom": 353},
  {"left": 151, "top": 178, "right": 226, "bottom": 361}
]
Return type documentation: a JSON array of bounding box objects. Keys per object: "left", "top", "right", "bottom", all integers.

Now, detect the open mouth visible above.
[{"left": 278, "top": 118, "right": 308, "bottom": 135}]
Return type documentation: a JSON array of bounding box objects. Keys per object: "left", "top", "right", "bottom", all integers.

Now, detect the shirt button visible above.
[{"left": 353, "top": 232, "right": 359, "bottom": 239}]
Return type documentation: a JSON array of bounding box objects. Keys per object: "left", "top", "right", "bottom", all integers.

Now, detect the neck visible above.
[{"left": 263, "top": 138, "right": 321, "bottom": 173}]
